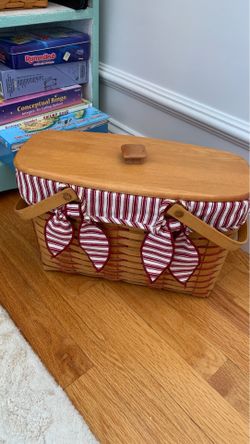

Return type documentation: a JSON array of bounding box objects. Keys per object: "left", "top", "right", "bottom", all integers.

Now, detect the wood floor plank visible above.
[
  {"left": 213, "top": 252, "right": 249, "bottom": 313},
  {"left": 0, "top": 253, "right": 93, "bottom": 388},
  {"left": 0, "top": 194, "right": 93, "bottom": 387},
  {"left": 68, "top": 367, "right": 157, "bottom": 444},
  {"left": 41, "top": 277, "right": 248, "bottom": 443},
  {"left": 67, "top": 367, "right": 211, "bottom": 444},
  {"left": 106, "top": 274, "right": 249, "bottom": 373},
  {"left": 209, "top": 359, "right": 249, "bottom": 420},
  {"left": 21, "top": 276, "right": 212, "bottom": 443},
  {"left": 208, "top": 285, "right": 248, "bottom": 334},
  {"left": 116, "top": 282, "right": 227, "bottom": 380},
  {"left": 157, "top": 288, "right": 248, "bottom": 373},
  {"left": 227, "top": 250, "right": 249, "bottom": 275}
]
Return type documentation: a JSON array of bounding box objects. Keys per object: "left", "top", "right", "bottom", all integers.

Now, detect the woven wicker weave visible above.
[
  {"left": 0, "top": 0, "right": 47, "bottom": 10},
  {"left": 33, "top": 213, "right": 230, "bottom": 298}
]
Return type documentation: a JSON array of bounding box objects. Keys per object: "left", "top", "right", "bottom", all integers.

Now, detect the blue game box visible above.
[
  {"left": 0, "top": 61, "right": 88, "bottom": 100},
  {"left": 0, "top": 107, "right": 109, "bottom": 168},
  {"left": 0, "top": 27, "right": 90, "bottom": 69}
]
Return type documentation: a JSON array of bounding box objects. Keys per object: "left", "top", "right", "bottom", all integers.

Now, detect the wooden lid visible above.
[{"left": 14, "top": 131, "right": 249, "bottom": 201}]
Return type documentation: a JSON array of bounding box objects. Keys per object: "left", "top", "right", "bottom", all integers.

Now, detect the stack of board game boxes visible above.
[{"left": 0, "top": 27, "right": 109, "bottom": 170}]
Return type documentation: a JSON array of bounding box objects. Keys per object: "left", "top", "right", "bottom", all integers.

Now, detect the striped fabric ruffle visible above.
[{"left": 16, "top": 170, "right": 249, "bottom": 285}]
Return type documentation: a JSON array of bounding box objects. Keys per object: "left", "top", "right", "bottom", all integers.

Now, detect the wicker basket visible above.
[
  {"left": 14, "top": 132, "right": 249, "bottom": 298},
  {"left": 0, "top": 0, "right": 47, "bottom": 10}
]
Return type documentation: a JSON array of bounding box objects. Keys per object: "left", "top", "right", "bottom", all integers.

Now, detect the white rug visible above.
[{"left": 0, "top": 306, "right": 98, "bottom": 444}]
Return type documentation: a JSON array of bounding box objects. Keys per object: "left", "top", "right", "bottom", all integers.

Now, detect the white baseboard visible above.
[
  {"left": 108, "top": 118, "right": 144, "bottom": 136},
  {"left": 100, "top": 62, "right": 249, "bottom": 149}
]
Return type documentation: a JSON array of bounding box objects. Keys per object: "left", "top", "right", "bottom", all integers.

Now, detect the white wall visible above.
[{"left": 99, "top": 0, "right": 249, "bottom": 158}]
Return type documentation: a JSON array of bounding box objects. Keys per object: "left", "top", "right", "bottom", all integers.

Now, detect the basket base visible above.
[{"left": 42, "top": 264, "right": 217, "bottom": 298}]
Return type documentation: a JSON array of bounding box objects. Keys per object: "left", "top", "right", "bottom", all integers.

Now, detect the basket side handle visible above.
[
  {"left": 14, "top": 188, "right": 79, "bottom": 221},
  {"left": 166, "top": 204, "right": 248, "bottom": 251}
]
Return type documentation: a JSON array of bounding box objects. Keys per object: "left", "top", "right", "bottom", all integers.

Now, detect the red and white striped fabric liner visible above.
[{"left": 16, "top": 170, "right": 249, "bottom": 284}]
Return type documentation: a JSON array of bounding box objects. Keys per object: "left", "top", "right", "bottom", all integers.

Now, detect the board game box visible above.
[
  {"left": 0, "top": 61, "right": 88, "bottom": 100},
  {"left": 0, "top": 84, "right": 82, "bottom": 125},
  {"left": 0, "top": 107, "right": 109, "bottom": 161},
  {"left": 0, "top": 99, "right": 91, "bottom": 131},
  {"left": 0, "top": 27, "right": 90, "bottom": 69}
]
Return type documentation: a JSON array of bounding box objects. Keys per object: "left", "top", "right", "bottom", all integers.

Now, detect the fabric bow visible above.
[
  {"left": 45, "top": 210, "right": 74, "bottom": 257},
  {"left": 45, "top": 202, "right": 200, "bottom": 284},
  {"left": 45, "top": 205, "right": 110, "bottom": 272},
  {"left": 141, "top": 219, "right": 200, "bottom": 284}
]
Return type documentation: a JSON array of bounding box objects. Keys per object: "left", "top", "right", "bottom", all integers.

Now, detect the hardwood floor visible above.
[{"left": 0, "top": 190, "right": 249, "bottom": 443}]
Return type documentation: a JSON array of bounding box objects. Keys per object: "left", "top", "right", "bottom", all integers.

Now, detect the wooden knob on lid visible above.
[{"left": 121, "top": 144, "right": 147, "bottom": 164}]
